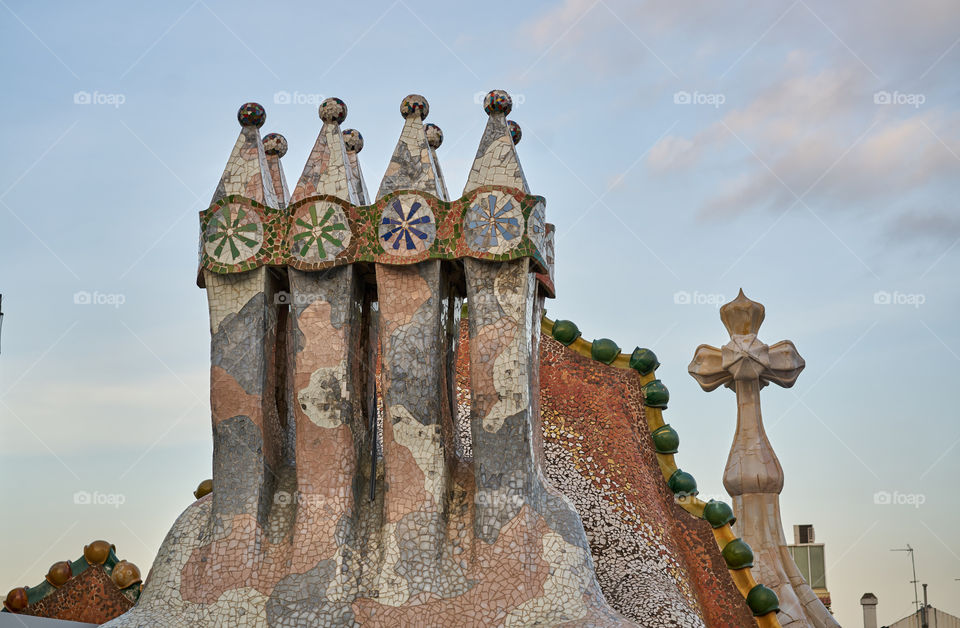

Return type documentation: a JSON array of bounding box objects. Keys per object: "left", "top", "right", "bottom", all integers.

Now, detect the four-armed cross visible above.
[
  {"left": 689, "top": 290, "right": 839, "bottom": 628},
  {"left": 688, "top": 288, "right": 804, "bottom": 497}
]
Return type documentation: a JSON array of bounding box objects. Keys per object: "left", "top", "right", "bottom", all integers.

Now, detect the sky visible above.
[{"left": 0, "top": 1, "right": 958, "bottom": 625}]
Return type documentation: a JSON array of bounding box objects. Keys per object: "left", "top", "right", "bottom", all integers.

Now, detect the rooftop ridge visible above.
[
  {"left": 541, "top": 315, "right": 784, "bottom": 628},
  {"left": 4, "top": 539, "right": 142, "bottom": 617}
]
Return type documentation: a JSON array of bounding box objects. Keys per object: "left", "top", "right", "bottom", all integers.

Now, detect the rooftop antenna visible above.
[
  {"left": 0, "top": 294, "right": 4, "bottom": 354},
  {"left": 890, "top": 545, "right": 920, "bottom": 615}
]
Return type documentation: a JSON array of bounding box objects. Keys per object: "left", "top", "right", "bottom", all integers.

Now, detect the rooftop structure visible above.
[{"left": 5, "top": 91, "right": 794, "bottom": 627}]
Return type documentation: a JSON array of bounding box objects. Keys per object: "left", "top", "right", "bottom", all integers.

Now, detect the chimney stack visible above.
[{"left": 861, "top": 593, "right": 878, "bottom": 628}]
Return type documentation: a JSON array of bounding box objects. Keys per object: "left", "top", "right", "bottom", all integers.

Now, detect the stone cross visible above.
[
  {"left": 689, "top": 290, "right": 838, "bottom": 628},
  {"left": 688, "top": 289, "right": 803, "bottom": 497}
]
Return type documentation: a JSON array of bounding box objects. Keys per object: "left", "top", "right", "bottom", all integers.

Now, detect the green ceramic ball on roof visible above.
[
  {"left": 703, "top": 499, "right": 737, "bottom": 528},
  {"left": 721, "top": 538, "right": 754, "bottom": 570},
  {"left": 651, "top": 424, "right": 679, "bottom": 454},
  {"left": 746, "top": 584, "right": 780, "bottom": 616},
  {"left": 591, "top": 338, "right": 621, "bottom": 364},
  {"left": 667, "top": 468, "right": 697, "bottom": 496},
  {"left": 642, "top": 379, "right": 669, "bottom": 408},
  {"left": 551, "top": 320, "right": 581, "bottom": 346},
  {"left": 629, "top": 347, "right": 660, "bottom": 375}
]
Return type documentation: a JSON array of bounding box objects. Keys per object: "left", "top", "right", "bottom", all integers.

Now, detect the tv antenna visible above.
[{"left": 890, "top": 545, "right": 920, "bottom": 615}]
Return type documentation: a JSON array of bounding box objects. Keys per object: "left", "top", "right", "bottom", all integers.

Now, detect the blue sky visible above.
[{"left": 1, "top": 1, "right": 958, "bottom": 625}]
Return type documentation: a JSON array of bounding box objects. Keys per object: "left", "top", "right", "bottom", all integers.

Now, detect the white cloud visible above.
[{"left": 646, "top": 57, "right": 960, "bottom": 224}]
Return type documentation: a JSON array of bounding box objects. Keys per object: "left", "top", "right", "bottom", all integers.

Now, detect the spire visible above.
[
  {"left": 376, "top": 94, "right": 443, "bottom": 200},
  {"left": 262, "top": 133, "right": 289, "bottom": 208},
  {"left": 507, "top": 119, "right": 522, "bottom": 145},
  {"left": 289, "top": 97, "right": 358, "bottom": 205},
  {"left": 463, "top": 90, "right": 529, "bottom": 195},
  {"left": 424, "top": 123, "right": 450, "bottom": 201},
  {"left": 211, "top": 103, "right": 280, "bottom": 209},
  {"left": 342, "top": 129, "right": 370, "bottom": 205}
]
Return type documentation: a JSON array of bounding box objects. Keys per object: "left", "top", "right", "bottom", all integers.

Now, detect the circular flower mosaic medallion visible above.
[
  {"left": 465, "top": 192, "right": 523, "bottom": 254},
  {"left": 378, "top": 194, "right": 436, "bottom": 257},
  {"left": 526, "top": 200, "right": 546, "bottom": 253},
  {"left": 290, "top": 202, "right": 351, "bottom": 262},
  {"left": 204, "top": 204, "right": 263, "bottom": 264}
]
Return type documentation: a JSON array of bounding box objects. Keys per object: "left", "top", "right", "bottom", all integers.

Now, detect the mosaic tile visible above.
[{"left": 101, "top": 91, "right": 760, "bottom": 628}]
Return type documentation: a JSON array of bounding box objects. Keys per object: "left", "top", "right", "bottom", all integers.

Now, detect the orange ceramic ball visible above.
[
  {"left": 46, "top": 561, "right": 72, "bottom": 586},
  {"left": 4, "top": 587, "right": 28, "bottom": 612},
  {"left": 111, "top": 560, "right": 141, "bottom": 589},
  {"left": 83, "top": 540, "right": 113, "bottom": 565}
]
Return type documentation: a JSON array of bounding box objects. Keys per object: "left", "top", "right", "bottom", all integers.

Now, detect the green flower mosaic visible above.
[
  {"left": 204, "top": 205, "right": 263, "bottom": 264},
  {"left": 291, "top": 202, "right": 351, "bottom": 262}
]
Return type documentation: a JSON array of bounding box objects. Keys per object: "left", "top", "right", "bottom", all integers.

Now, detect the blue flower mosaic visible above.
[
  {"left": 378, "top": 196, "right": 436, "bottom": 256},
  {"left": 465, "top": 193, "right": 522, "bottom": 254}
]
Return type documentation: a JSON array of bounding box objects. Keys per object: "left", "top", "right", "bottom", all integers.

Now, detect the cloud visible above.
[
  {"left": 521, "top": 0, "right": 960, "bottom": 82},
  {"left": 886, "top": 208, "right": 960, "bottom": 242},
  {"left": 647, "top": 134, "right": 701, "bottom": 171},
  {"left": 647, "top": 57, "right": 960, "bottom": 225},
  {"left": 518, "top": 0, "right": 960, "bottom": 240}
]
